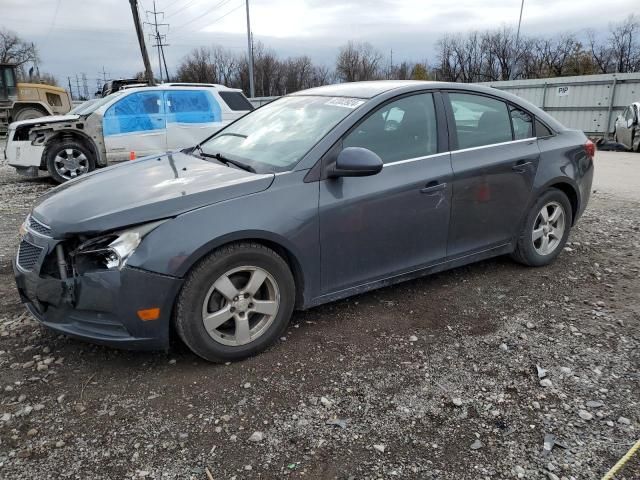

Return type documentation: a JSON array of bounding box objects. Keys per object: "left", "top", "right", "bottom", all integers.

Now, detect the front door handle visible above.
[
  {"left": 420, "top": 182, "right": 447, "bottom": 194},
  {"left": 512, "top": 161, "right": 533, "bottom": 173}
]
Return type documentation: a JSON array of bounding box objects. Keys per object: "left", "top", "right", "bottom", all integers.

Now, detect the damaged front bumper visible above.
[{"left": 13, "top": 229, "right": 183, "bottom": 350}]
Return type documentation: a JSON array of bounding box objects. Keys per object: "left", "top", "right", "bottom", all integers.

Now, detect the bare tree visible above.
[
  {"left": 0, "top": 28, "right": 39, "bottom": 79},
  {"left": 336, "top": 41, "right": 383, "bottom": 82}
]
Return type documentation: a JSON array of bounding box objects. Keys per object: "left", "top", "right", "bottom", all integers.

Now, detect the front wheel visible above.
[
  {"left": 45, "top": 140, "right": 96, "bottom": 183},
  {"left": 14, "top": 107, "right": 47, "bottom": 121},
  {"left": 511, "top": 189, "right": 572, "bottom": 267},
  {"left": 175, "top": 242, "right": 295, "bottom": 362}
]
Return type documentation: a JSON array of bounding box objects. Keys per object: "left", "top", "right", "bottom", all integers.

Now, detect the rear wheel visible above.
[
  {"left": 175, "top": 242, "right": 295, "bottom": 362},
  {"left": 45, "top": 140, "right": 95, "bottom": 183},
  {"left": 14, "top": 107, "right": 47, "bottom": 121},
  {"left": 511, "top": 189, "right": 572, "bottom": 267}
]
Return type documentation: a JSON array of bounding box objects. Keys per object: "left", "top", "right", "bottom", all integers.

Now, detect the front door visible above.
[
  {"left": 103, "top": 91, "right": 167, "bottom": 161},
  {"left": 165, "top": 89, "right": 223, "bottom": 149},
  {"left": 319, "top": 92, "right": 452, "bottom": 294},
  {"left": 445, "top": 92, "right": 540, "bottom": 257}
]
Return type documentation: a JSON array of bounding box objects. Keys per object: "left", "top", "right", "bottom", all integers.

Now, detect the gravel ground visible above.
[{"left": 0, "top": 142, "right": 638, "bottom": 480}]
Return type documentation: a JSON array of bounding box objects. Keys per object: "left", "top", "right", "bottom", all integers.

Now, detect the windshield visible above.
[
  {"left": 71, "top": 91, "right": 124, "bottom": 115},
  {"left": 199, "top": 95, "right": 365, "bottom": 172}
]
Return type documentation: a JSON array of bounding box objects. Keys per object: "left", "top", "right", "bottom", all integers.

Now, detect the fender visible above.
[
  {"left": 13, "top": 101, "right": 54, "bottom": 117},
  {"left": 36, "top": 128, "right": 103, "bottom": 169}
]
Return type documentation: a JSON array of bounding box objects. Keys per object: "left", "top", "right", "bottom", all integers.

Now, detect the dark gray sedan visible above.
[{"left": 14, "top": 81, "right": 594, "bottom": 362}]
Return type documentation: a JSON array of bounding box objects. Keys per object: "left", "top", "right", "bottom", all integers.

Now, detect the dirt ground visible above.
[{"left": 0, "top": 143, "right": 638, "bottom": 480}]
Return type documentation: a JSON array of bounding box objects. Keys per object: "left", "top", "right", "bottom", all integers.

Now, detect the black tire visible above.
[
  {"left": 511, "top": 189, "right": 573, "bottom": 267},
  {"left": 45, "top": 140, "right": 96, "bottom": 184},
  {"left": 175, "top": 242, "right": 296, "bottom": 362},
  {"left": 14, "top": 107, "right": 47, "bottom": 121}
]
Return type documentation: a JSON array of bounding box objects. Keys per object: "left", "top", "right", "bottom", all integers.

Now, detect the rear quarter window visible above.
[
  {"left": 535, "top": 119, "right": 553, "bottom": 138},
  {"left": 218, "top": 91, "right": 254, "bottom": 111}
]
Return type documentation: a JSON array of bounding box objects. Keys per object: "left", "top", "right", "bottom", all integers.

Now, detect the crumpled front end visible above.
[
  {"left": 5, "top": 125, "right": 45, "bottom": 176},
  {"left": 13, "top": 215, "right": 182, "bottom": 350}
]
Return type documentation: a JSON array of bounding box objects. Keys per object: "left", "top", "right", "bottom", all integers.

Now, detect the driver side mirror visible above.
[{"left": 327, "top": 147, "right": 383, "bottom": 178}]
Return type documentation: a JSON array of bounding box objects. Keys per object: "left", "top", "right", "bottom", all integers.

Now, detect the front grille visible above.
[
  {"left": 18, "top": 240, "right": 43, "bottom": 271},
  {"left": 28, "top": 216, "right": 52, "bottom": 236}
]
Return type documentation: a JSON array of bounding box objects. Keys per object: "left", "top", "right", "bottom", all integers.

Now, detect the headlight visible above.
[{"left": 72, "top": 220, "right": 165, "bottom": 272}]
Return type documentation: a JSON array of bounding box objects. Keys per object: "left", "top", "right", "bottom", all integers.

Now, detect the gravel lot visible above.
[{"left": 0, "top": 141, "right": 638, "bottom": 480}]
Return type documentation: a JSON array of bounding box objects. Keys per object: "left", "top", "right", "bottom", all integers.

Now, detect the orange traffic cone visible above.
[{"left": 129, "top": 151, "right": 136, "bottom": 161}]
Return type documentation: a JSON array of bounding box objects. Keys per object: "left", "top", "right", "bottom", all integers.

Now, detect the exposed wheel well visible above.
[
  {"left": 41, "top": 132, "right": 99, "bottom": 169},
  {"left": 188, "top": 238, "right": 306, "bottom": 309},
  {"left": 549, "top": 182, "right": 578, "bottom": 225}
]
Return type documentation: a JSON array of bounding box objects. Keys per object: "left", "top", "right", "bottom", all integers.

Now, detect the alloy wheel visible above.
[
  {"left": 532, "top": 201, "right": 566, "bottom": 256},
  {"left": 201, "top": 266, "right": 280, "bottom": 346},
  {"left": 54, "top": 148, "right": 89, "bottom": 180}
]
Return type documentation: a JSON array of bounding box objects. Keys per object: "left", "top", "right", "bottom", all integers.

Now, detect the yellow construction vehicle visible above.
[{"left": 0, "top": 63, "right": 72, "bottom": 135}]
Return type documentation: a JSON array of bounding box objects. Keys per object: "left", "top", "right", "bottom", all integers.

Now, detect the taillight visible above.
[{"left": 584, "top": 139, "right": 595, "bottom": 158}]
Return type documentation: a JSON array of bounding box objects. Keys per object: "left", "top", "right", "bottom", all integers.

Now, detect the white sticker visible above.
[
  {"left": 325, "top": 97, "right": 365, "bottom": 109},
  {"left": 556, "top": 86, "right": 570, "bottom": 97}
]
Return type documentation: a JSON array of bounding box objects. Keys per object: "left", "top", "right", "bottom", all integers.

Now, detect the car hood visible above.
[
  {"left": 32, "top": 151, "right": 275, "bottom": 237},
  {"left": 9, "top": 114, "right": 81, "bottom": 129}
]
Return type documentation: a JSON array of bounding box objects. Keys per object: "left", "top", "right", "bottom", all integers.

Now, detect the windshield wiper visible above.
[{"left": 198, "top": 150, "right": 256, "bottom": 173}]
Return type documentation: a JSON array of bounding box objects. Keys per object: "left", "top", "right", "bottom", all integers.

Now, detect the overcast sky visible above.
[{"left": 1, "top": 0, "right": 637, "bottom": 90}]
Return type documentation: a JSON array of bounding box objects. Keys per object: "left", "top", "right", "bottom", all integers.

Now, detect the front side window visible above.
[
  {"left": 449, "top": 93, "right": 512, "bottom": 149},
  {"left": 200, "top": 95, "right": 362, "bottom": 172},
  {"left": 103, "top": 91, "right": 163, "bottom": 136},
  {"left": 166, "top": 90, "right": 221, "bottom": 124},
  {"left": 343, "top": 93, "right": 438, "bottom": 163},
  {"left": 510, "top": 106, "right": 533, "bottom": 140}
]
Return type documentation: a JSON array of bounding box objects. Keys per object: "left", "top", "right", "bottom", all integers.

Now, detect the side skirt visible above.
[{"left": 303, "top": 243, "right": 514, "bottom": 309}]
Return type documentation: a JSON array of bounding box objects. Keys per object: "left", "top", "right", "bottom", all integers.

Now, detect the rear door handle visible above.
[
  {"left": 420, "top": 182, "right": 447, "bottom": 194},
  {"left": 512, "top": 161, "right": 533, "bottom": 172}
]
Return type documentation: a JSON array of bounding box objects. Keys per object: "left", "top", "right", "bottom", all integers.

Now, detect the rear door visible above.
[
  {"left": 103, "top": 91, "right": 166, "bottom": 161},
  {"left": 445, "top": 91, "right": 539, "bottom": 258},
  {"left": 165, "top": 89, "right": 222, "bottom": 149}
]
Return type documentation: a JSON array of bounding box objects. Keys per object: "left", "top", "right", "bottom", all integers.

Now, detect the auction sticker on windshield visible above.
[{"left": 325, "top": 97, "right": 365, "bottom": 109}]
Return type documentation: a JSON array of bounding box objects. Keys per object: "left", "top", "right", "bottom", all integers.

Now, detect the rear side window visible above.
[
  {"left": 46, "top": 92, "right": 62, "bottom": 107},
  {"left": 510, "top": 106, "right": 533, "bottom": 139},
  {"left": 535, "top": 119, "right": 553, "bottom": 138},
  {"left": 343, "top": 93, "right": 437, "bottom": 164},
  {"left": 449, "top": 93, "right": 512, "bottom": 149},
  {"left": 103, "top": 91, "right": 163, "bottom": 136},
  {"left": 218, "top": 91, "right": 254, "bottom": 111},
  {"left": 166, "top": 90, "right": 221, "bottom": 123}
]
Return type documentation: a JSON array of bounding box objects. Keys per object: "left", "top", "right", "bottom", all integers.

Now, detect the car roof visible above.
[
  {"left": 117, "top": 83, "right": 244, "bottom": 94},
  {"left": 290, "top": 80, "right": 538, "bottom": 99},
  {"left": 289, "top": 80, "right": 566, "bottom": 132}
]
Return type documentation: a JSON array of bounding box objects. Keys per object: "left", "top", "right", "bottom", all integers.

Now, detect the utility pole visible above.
[
  {"left": 145, "top": 0, "right": 170, "bottom": 83},
  {"left": 508, "top": 0, "right": 525, "bottom": 80},
  {"left": 389, "top": 48, "right": 393, "bottom": 79},
  {"left": 82, "top": 73, "right": 89, "bottom": 99},
  {"left": 129, "top": 0, "right": 155, "bottom": 85},
  {"left": 245, "top": 0, "right": 255, "bottom": 98},
  {"left": 74, "top": 74, "right": 82, "bottom": 100},
  {"left": 67, "top": 76, "right": 73, "bottom": 101}
]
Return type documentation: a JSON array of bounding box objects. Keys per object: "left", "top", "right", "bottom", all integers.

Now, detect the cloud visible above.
[{"left": 1, "top": 0, "right": 637, "bottom": 87}]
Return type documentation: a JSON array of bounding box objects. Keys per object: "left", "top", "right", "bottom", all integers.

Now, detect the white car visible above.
[
  {"left": 614, "top": 102, "right": 640, "bottom": 152},
  {"left": 5, "top": 83, "right": 253, "bottom": 183}
]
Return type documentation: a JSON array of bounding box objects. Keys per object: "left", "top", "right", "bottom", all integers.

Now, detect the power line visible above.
[
  {"left": 171, "top": 1, "right": 243, "bottom": 40},
  {"left": 173, "top": 0, "right": 236, "bottom": 30},
  {"left": 164, "top": 0, "right": 202, "bottom": 19}
]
